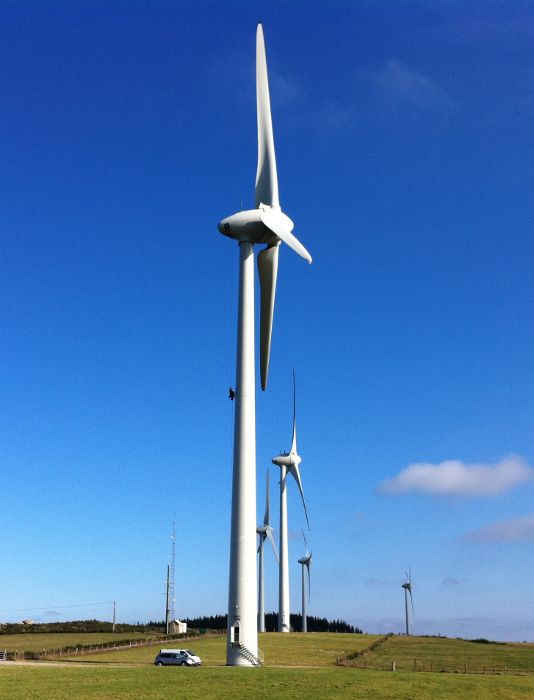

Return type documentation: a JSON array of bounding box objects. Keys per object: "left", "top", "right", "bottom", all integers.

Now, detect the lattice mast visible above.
[{"left": 170, "top": 521, "right": 176, "bottom": 623}]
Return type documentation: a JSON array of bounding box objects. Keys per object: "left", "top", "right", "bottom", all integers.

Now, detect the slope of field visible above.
[
  {"left": 347, "top": 635, "right": 534, "bottom": 674},
  {"left": 0, "top": 632, "right": 152, "bottom": 654},
  {"left": 65, "top": 632, "right": 379, "bottom": 666}
]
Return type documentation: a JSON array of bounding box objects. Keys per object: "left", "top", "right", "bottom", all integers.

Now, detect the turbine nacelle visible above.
[
  {"left": 256, "top": 524, "right": 274, "bottom": 536},
  {"left": 272, "top": 452, "right": 302, "bottom": 469},
  {"left": 218, "top": 206, "right": 294, "bottom": 247}
]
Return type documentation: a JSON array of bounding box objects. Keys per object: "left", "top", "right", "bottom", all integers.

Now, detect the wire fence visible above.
[
  {"left": 336, "top": 657, "right": 534, "bottom": 676},
  {"left": 5, "top": 629, "right": 225, "bottom": 661}
]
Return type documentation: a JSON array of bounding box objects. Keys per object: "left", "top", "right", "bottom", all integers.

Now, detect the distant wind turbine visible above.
[
  {"left": 217, "top": 24, "right": 312, "bottom": 666},
  {"left": 272, "top": 372, "right": 310, "bottom": 632},
  {"left": 401, "top": 570, "right": 414, "bottom": 636},
  {"left": 257, "top": 470, "right": 278, "bottom": 633},
  {"left": 297, "top": 530, "right": 312, "bottom": 633}
]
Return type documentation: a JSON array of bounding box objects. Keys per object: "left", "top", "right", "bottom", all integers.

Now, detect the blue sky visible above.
[{"left": 1, "top": 1, "right": 533, "bottom": 641}]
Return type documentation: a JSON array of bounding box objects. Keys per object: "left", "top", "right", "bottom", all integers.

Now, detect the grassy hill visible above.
[
  {"left": 4, "top": 630, "right": 534, "bottom": 674},
  {"left": 0, "top": 630, "right": 190, "bottom": 659},
  {"left": 63, "top": 632, "right": 380, "bottom": 666},
  {"left": 340, "top": 634, "right": 534, "bottom": 674},
  {"left": 2, "top": 632, "right": 534, "bottom": 698}
]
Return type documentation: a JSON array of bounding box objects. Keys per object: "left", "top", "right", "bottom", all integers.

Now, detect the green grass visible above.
[
  {"left": 348, "top": 635, "right": 534, "bottom": 674},
  {"left": 63, "top": 634, "right": 226, "bottom": 665},
  {"left": 2, "top": 632, "right": 534, "bottom": 699},
  {"left": 1, "top": 665, "right": 534, "bottom": 699},
  {"left": 66, "top": 632, "right": 380, "bottom": 666},
  {"left": 0, "top": 632, "right": 158, "bottom": 654}
]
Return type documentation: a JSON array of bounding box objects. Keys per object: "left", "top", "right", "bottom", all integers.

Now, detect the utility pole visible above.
[
  {"left": 165, "top": 565, "right": 171, "bottom": 634},
  {"left": 112, "top": 601, "right": 116, "bottom": 632}
]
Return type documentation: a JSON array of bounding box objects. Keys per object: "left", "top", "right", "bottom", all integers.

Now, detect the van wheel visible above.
[{"left": 157, "top": 662, "right": 163, "bottom": 666}]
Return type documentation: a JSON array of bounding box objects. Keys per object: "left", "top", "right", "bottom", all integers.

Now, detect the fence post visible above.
[{"left": 392, "top": 661, "right": 396, "bottom": 672}]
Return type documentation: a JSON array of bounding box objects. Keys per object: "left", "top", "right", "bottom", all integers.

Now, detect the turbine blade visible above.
[
  {"left": 288, "top": 462, "right": 310, "bottom": 528},
  {"left": 264, "top": 470, "right": 270, "bottom": 526},
  {"left": 291, "top": 370, "right": 297, "bottom": 454},
  {"left": 260, "top": 208, "right": 312, "bottom": 263},
  {"left": 257, "top": 243, "right": 279, "bottom": 391},
  {"left": 266, "top": 529, "right": 279, "bottom": 564},
  {"left": 306, "top": 561, "right": 311, "bottom": 602},
  {"left": 255, "top": 23, "right": 279, "bottom": 208},
  {"left": 409, "top": 588, "right": 414, "bottom": 619},
  {"left": 301, "top": 527, "right": 307, "bottom": 554}
]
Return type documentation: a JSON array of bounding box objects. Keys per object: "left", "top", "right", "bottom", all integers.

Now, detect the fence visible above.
[
  {"left": 5, "top": 629, "right": 225, "bottom": 662},
  {"left": 336, "top": 657, "right": 534, "bottom": 676}
]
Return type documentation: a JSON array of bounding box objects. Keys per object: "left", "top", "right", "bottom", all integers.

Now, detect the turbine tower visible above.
[
  {"left": 297, "top": 530, "right": 312, "bottom": 633},
  {"left": 257, "top": 470, "right": 279, "bottom": 632},
  {"left": 218, "top": 24, "right": 312, "bottom": 666},
  {"left": 401, "top": 570, "right": 414, "bottom": 636},
  {"left": 272, "top": 372, "right": 310, "bottom": 632}
]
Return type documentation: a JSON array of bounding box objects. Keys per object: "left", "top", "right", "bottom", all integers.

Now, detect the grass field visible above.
[
  {"left": 350, "top": 634, "right": 534, "bottom": 674},
  {"left": 1, "top": 665, "right": 534, "bottom": 699},
  {"left": 2, "top": 632, "right": 534, "bottom": 698},
  {"left": 0, "top": 631, "right": 161, "bottom": 655},
  {"left": 66, "top": 632, "right": 380, "bottom": 666}
]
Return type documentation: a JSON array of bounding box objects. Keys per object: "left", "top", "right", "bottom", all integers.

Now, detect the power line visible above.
[{"left": 0, "top": 601, "right": 114, "bottom": 613}]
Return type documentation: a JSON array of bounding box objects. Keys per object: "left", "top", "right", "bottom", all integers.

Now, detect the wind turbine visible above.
[
  {"left": 401, "top": 570, "right": 414, "bottom": 636},
  {"left": 217, "top": 24, "right": 312, "bottom": 666},
  {"left": 297, "top": 529, "right": 312, "bottom": 633},
  {"left": 257, "top": 470, "right": 278, "bottom": 633},
  {"left": 272, "top": 372, "right": 310, "bottom": 632}
]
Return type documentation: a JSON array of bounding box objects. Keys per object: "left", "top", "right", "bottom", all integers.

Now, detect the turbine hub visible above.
[
  {"left": 218, "top": 208, "right": 280, "bottom": 245},
  {"left": 272, "top": 452, "right": 301, "bottom": 468}
]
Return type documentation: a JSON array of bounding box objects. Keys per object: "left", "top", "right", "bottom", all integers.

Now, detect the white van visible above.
[{"left": 154, "top": 648, "right": 201, "bottom": 667}]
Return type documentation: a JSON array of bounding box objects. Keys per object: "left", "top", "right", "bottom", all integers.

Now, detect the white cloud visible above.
[
  {"left": 375, "top": 59, "right": 452, "bottom": 108},
  {"left": 466, "top": 513, "right": 534, "bottom": 543},
  {"left": 270, "top": 71, "right": 305, "bottom": 107},
  {"left": 365, "top": 577, "right": 388, "bottom": 587},
  {"left": 379, "top": 455, "right": 534, "bottom": 497}
]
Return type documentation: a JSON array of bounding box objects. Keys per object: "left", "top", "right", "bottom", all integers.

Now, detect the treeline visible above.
[
  {"left": 183, "top": 614, "right": 361, "bottom": 634},
  {"left": 1, "top": 616, "right": 361, "bottom": 636},
  {"left": 0, "top": 620, "right": 162, "bottom": 635}
]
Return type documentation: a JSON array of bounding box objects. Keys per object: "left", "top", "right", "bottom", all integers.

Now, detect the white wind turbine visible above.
[
  {"left": 272, "top": 372, "right": 310, "bottom": 632},
  {"left": 297, "top": 529, "right": 312, "bottom": 633},
  {"left": 257, "top": 470, "right": 278, "bottom": 633},
  {"left": 401, "top": 570, "right": 414, "bottom": 636},
  {"left": 217, "top": 24, "right": 312, "bottom": 666}
]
